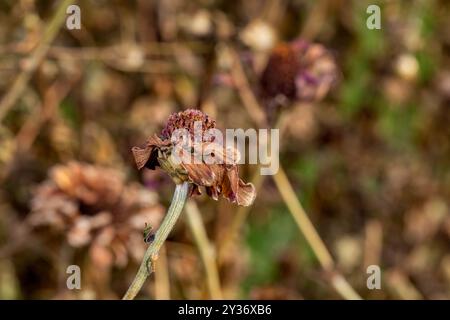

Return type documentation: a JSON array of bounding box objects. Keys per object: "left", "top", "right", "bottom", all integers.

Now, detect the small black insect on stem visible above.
[{"left": 143, "top": 223, "right": 155, "bottom": 244}]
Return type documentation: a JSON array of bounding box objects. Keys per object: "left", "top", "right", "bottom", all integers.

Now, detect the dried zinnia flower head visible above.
[
  {"left": 28, "top": 162, "right": 164, "bottom": 268},
  {"left": 132, "top": 109, "right": 256, "bottom": 206},
  {"left": 260, "top": 39, "right": 338, "bottom": 108}
]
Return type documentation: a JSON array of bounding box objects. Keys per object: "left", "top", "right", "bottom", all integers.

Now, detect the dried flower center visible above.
[
  {"left": 160, "top": 109, "right": 216, "bottom": 141},
  {"left": 260, "top": 43, "right": 300, "bottom": 100}
]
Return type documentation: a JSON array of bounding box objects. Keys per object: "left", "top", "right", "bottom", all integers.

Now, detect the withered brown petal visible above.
[
  {"left": 190, "top": 185, "right": 202, "bottom": 197},
  {"left": 226, "top": 166, "right": 240, "bottom": 203},
  {"left": 220, "top": 166, "right": 256, "bottom": 206},
  {"left": 182, "top": 162, "right": 216, "bottom": 186},
  {"left": 206, "top": 186, "right": 219, "bottom": 201},
  {"left": 132, "top": 134, "right": 170, "bottom": 170},
  {"left": 132, "top": 146, "right": 152, "bottom": 170},
  {"left": 202, "top": 142, "right": 240, "bottom": 165},
  {"left": 236, "top": 179, "right": 256, "bottom": 206}
]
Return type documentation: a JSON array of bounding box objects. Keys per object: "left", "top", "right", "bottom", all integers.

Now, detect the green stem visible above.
[{"left": 122, "top": 182, "right": 190, "bottom": 300}]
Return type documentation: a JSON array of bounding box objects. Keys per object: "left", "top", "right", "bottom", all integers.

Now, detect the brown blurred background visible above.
[{"left": 0, "top": 0, "right": 449, "bottom": 299}]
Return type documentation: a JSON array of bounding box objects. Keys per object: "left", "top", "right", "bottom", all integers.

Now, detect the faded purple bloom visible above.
[{"left": 260, "top": 39, "right": 338, "bottom": 105}]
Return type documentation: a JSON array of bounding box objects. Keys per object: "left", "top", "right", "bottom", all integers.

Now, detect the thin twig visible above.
[
  {"left": 300, "top": 0, "right": 330, "bottom": 41},
  {"left": 228, "top": 46, "right": 362, "bottom": 298},
  {"left": 329, "top": 273, "right": 363, "bottom": 300},
  {"left": 228, "top": 45, "right": 267, "bottom": 128},
  {"left": 363, "top": 219, "right": 383, "bottom": 268},
  {"left": 217, "top": 114, "right": 288, "bottom": 264},
  {"left": 185, "top": 200, "right": 223, "bottom": 299},
  {"left": 15, "top": 74, "right": 81, "bottom": 152},
  {"left": 0, "top": 0, "right": 74, "bottom": 123},
  {"left": 154, "top": 245, "right": 171, "bottom": 300},
  {"left": 273, "top": 167, "right": 334, "bottom": 269},
  {"left": 217, "top": 164, "right": 263, "bottom": 265},
  {"left": 0, "top": 41, "right": 209, "bottom": 57},
  {"left": 385, "top": 270, "right": 423, "bottom": 300},
  {"left": 273, "top": 167, "right": 362, "bottom": 299},
  {"left": 122, "top": 182, "right": 190, "bottom": 300}
]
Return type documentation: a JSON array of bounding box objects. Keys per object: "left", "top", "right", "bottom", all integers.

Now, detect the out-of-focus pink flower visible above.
[{"left": 260, "top": 39, "right": 338, "bottom": 106}]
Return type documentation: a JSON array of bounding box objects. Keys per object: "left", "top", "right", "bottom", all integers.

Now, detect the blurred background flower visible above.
[{"left": 28, "top": 162, "right": 164, "bottom": 268}]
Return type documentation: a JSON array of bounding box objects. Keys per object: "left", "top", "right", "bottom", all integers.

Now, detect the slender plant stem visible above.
[
  {"left": 329, "top": 273, "right": 364, "bottom": 301},
  {"left": 217, "top": 114, "right": 288, "bottom": 263},
  {"left": 153, "top": 245, "right": 171, "bottom": 300},
  {"left": 228, "top": 45, "right": 267, "bottom": 128},
  {"left": 217, "top": 168, "right": 264, "bottom": 264},
  {"left": 228, "top": 46, "right": 362, "bottom": 298},
  {"left": 185, "top": 200, "right": 223, "bottom": 299},
  {"left": 273, "top": 167, "right": 334, "bottom": 269},
  {"left": 273, "top": 167, "right": 362, "bottom": 300},
  {"left": 122, "top": 182, "right": 190, "bottom": 300},
  {"left": 0, "top": 0, "right": 74, "bottom": 123}
]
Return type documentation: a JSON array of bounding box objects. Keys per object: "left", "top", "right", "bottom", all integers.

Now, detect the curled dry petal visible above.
[{"left": 132, "top": 135, "right": 170, "bottom": 170}]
